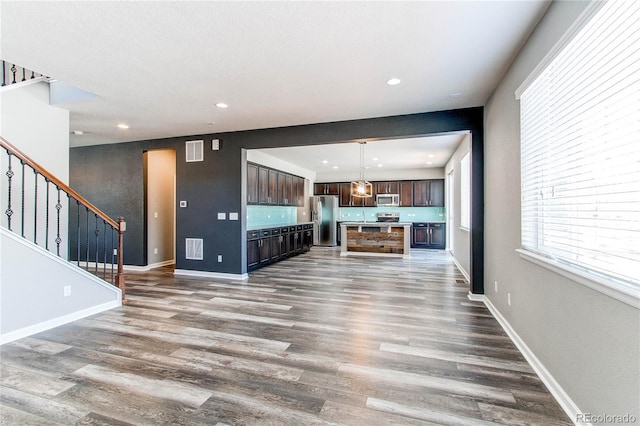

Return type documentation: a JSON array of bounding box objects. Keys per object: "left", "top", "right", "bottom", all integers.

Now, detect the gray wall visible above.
[
  {"left": 484, "top": 0, "right": 639, "bottom": 420},
  {"left": 70, "top": 108, "right": 485, "bottom": 290}
]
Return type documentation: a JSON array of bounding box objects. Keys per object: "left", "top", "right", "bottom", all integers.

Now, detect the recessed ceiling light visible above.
[
  {"left": 372, "top": 157, "right": 379, "bottom": 161},
  {"left": 426, "top": 161, "right": 433, "bottom": 165},
  {"left": 386, "top": 78, "right": 401, "bottom": 86},
  {"left": 428, "top": 154, "right": 435, "bottom": 158},
  {"left": 216, "top": 103, "right": 228, "bottom": 108},
  {"left": 207, "top": 122, "right": 216, "bottom": 125},
  {"left": 117, "top": 123, "right": 129, "bottom": 129},
  {"left": 377, "top": 164, "right": 383, "bottom": 167},
  {"left": 322, "top": 160, "right": 328, "bottom": 164},
  {"left": 449, "top": 93, "right": 461, "bottom": 98},
  {"left": 332, "top": 166, "right": 338, "bottom": 169},
  {"left": 72, "top": 130, "right": 84, "bottom": 136}
]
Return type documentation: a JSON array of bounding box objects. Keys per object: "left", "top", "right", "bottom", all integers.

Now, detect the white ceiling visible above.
[{"left": 1, "top": 1, "right": 550, "bottom": 151}]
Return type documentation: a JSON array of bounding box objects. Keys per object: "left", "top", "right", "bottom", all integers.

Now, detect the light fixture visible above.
[
  {"left": 117, "top": 123, "right": 129, "bottom": 129},
  {"left": 216, "top": 102, "right": 228, "bottom": 108},
  {"left": 428, "top": 154, "right": 435, "bottom": 158},
  {"left": 72, "top": 130, "right": 84, "bottom": 136},
  {"left": 387, "top": 78, "right": 401, "bottom": 86},
  {"left": 350, "top": 142, "right": 373, "bottom": 198},
  {"left": 322, "top": 160, "right": 328, "bottom": 164}
]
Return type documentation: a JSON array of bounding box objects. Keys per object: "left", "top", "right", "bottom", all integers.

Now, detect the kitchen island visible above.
[{"left": 340, "top": 222, "right": 412, "bottom": 259}]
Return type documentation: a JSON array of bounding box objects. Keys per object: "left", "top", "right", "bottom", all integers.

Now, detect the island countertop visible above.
[
  {"left": 340, "top": 222, "right": 413, "bottom": 227},
  {"left": 340, "top": 222, "right": 411, "bottom": 258}
]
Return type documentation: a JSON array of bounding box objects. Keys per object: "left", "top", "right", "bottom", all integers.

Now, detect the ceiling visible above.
[{"left": 1, "top": 1, "right": 550, "bottom": 150}]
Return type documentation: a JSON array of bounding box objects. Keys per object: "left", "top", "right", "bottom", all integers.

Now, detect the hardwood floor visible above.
[{"left": 0, "top": 248, "right": 570, "bottom": 425}]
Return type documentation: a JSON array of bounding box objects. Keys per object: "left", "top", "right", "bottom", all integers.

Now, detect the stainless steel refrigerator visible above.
[{"left": 310, "top": 195, "right": 338, "bottom": 246}]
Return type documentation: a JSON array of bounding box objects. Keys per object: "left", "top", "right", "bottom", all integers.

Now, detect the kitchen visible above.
[{"left": 246, "top": 134, "right": 470, "bottom": 278}]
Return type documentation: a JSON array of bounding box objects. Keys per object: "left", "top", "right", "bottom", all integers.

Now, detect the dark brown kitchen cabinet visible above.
[
  {"left": 257, "top": 166, "right": 269, "bottom": 204},
  {"left": 314, "top": 183, "right": 340, "bottom": 195},
  {"left": 277, "top": 172, "right": 294, "bottom": 205},
  {"left": 339, "top": 183, "right": 357, "bottom": 207},
  {"left": 247, "top": 163, "right": 259, "bottom": 204},
  {"left": 399, "top": 181, "right": 413, "bottom": 207},
  {"left": 247, "top": 230, "right": 270, "bottom": 270},
  {"left": 293, "top": 176, "right": 305, "bottom": 207},
  {"left": 411, "top": 223, "right": 446, "bottom": 249},
  {"left": 247, "top": 224, "right": 313, "bottom": 272},
  {"left": 413, "top": 179, "right": 444, "bottom": 207},
  {"left": 376, "top": 181, "right": 399, "bottom": 194},
  {"left": 268, "top": 169, "right": 278, "bottom": 205}
]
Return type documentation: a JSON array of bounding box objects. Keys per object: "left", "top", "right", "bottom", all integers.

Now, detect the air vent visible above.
[
  {"left": 185, "top": 238, "right": 203, "bottom": 260},
  {"left": 185, "top": 140, "right": 204, "bottom": 162}
]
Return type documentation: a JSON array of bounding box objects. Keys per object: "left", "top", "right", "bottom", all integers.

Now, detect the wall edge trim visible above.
[
  {"left": 479, "top": 294, "right": 586, "bottom": 426},
  {"left": 173, "top": 269, "right": 248, "bottom": 281},
  {"left": 0, "top": 300, "right": 121, "bottom": 345}
]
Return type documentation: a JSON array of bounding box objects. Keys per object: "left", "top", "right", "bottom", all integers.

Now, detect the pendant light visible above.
[{"left": 350, "top": 142, "right": 373, "bottom": 198}]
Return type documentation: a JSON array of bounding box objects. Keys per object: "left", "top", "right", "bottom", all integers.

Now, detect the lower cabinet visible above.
[
  {"left": 247, "top": 223, "right": 313, "bottom": 271},
  {"left": 411, "top": 223, "right": 446, "bottom": 249}
]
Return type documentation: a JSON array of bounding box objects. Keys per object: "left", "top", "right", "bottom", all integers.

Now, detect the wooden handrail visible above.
[
  {"left": 0, "top": 136, "right": 119, "bottom": 229},
  {"left": 1, "top": 136, "right": 126, "bottom": 297}
]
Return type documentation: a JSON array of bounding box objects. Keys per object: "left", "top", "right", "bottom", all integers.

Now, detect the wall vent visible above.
[
  {"left": 185, "top": 238, "right": 203, "bottom": 260},
  {"left": 185, "top": 140, "right": 204, "bottom": 162}
]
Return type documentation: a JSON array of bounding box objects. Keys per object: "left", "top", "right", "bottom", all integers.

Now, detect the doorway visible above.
[{"left": 143, "top": 149, "right": 176, "bottom": 267}]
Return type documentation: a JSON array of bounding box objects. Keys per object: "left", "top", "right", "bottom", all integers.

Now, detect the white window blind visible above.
[
  {"left": 519, "top": 0, "right": 640, "bottom": 290},
  {"left": 460, "top": 152, "right": 470, "bottom": 230}
]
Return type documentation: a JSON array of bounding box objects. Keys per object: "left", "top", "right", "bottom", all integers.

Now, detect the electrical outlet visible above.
[
  {"left": 217, "top": 255, "right": 223, "bottom": 263},
  {"left": 154, "top": 212, "right": 158, "bottom": 218},
  {"left": 508, "top": 292, "right": 512, "bottom": 306},
  {"left": 154, "top": 248, "right": 158, "bottom": 254},
  {"left": 494, "top": 281, "right": 498, "bottom": 292},
  {"left": 64, "top": 285, "right": 71, "bottom": 297},
  {"left": 113, "top": 248, "right": 118, "bottom": 256}
]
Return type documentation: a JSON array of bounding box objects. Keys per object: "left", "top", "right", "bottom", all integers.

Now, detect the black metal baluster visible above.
[
  {"left": 5, "top": 152, "right": 14, "bottom": 231},
  {"left": 20, "top": 161, "right": 25, "bottom": 237},
  {"left": 85, "top": 206, "right": 90, "bottom": 271},
  {"left": 55, "top": 188, "right": 62, "bottom": 256},
  {"left": 1, "top": 61, "right": 6, "bottom": 86},
  {"left": 111, "top": 228, "right": 115, "bottom": 283},
  {"left": 30, "top": 70, "right": 35, "bottom": 79},
  {"left": 45, "top": 180, "right": 50, "bottom": 250},
  {"left": 11, "top": 64, "right": 17, "bottom": 84},
  {"left": 103, "top": 220, "right": 107, "bottom": 280},
  {"left": 33, "top": 170, "right": 38, "bottom": 244},
  {"left": 21, "top": 67, "right": 26, "bottom": 82},
  {"left": 94, "top": 213, "right": 99, "bottom": 274},
  {"left": 76, "top": 200, "right": 81, "bottom": 266}
]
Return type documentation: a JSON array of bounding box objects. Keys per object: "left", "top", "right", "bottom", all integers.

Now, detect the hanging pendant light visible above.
[{"left": 351, "top": 142, "right": 372, "bottom": 198}]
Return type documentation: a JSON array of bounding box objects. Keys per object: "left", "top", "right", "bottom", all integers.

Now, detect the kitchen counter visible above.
[{"left": 339, "top": 222, "right": 411, "bottom": 259}]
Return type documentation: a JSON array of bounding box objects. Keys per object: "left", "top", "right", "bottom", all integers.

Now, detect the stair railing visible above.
[
  {"left": 0, "top": 137, "right": 126, "bottom": 296},
  {"left": 1, "top": 60, "right": 47, "bottom": 88}
]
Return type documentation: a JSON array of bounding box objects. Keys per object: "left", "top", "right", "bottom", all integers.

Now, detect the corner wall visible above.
[
  {"left": 484, "top": 0, "right": 639, "bottom": 420},
  {"left": 444, "top": 134, "right": 470, "bottom": 278}
]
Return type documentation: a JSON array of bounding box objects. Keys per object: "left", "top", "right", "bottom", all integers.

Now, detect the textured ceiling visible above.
[{"left": 1, "top": 1, "right": 550, "bottom": 149}]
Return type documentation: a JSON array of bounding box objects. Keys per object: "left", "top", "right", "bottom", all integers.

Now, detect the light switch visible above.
[
  {"left": 217, "top": 212, "right": 226, "bottom": 220},
  {"left": 229, "top": 212, "right": 239, "bottom": 220}
]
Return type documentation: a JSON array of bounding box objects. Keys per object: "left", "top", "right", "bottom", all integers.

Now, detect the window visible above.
[
  {"left": 460, "top": 151, "right": 470, "bottom": 230},
  {"left": 517, "top": 0, "right": 640, "bottom": 301}
]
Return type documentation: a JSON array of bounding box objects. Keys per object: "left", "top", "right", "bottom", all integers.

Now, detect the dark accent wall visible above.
[{"left": 70, "top": 107, "right": 485, "bottom": 292}]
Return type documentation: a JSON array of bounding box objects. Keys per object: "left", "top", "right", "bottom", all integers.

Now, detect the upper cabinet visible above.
[
  {"left": 247, "top": 162, "right": 305, "bottom": 206},
  {"left": 376, "top": 181, "right": 399, "bottom": 194},
  {"left": 413, "top": 179, "right": 444, "bottom": 207},
  {"left": 314, "top": 183, "right": 340, "bottom": 196},
  {"left": 399, "top": 181, "right": 413, "bottom": 207}
]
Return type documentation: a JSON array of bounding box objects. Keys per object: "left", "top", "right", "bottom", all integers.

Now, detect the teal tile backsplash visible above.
[
  {"left": 247, "top": 205, "right": 298, "bottom": 229},
  {"left": 339, "top": 207, "right": 446, "bottom": 222}
]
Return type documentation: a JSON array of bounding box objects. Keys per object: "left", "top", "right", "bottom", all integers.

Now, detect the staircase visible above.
[{"left": 1, "top": 135, "right": 125, "bottom": 344}]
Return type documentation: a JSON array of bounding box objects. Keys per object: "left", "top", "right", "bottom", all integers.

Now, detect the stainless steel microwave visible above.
[{"left": 376, "top": 194, "right": 400, "bottom": 207}]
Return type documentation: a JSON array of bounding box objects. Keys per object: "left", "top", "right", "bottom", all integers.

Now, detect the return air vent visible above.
[
  {"left": 185, "top": 140, "right": 204, "bottom": 162},
  {"left": 185, "top": 238, "right": 203, "bottom": 260}
]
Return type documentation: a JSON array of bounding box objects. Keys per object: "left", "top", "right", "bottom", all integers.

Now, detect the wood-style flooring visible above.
[{"left": 0, "top": 248, "right": 570, "bottom": 425}]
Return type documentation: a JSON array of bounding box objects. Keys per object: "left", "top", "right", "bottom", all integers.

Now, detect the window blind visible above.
[
  {"left": 460, "top": 152, "right": 470, "bottom": 230},
  {"left": 520, "top": 0, "right": 640, "bottom": 288}
]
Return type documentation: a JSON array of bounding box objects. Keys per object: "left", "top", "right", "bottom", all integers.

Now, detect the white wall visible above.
[
  {"left": 444, "top": 134, "right": 470, "bottom": 279},
  {"left": 0, "top": 82, "right": 70, "bottom": 253},
  {"left": 145, "top": 149, "right": 176, "bottom": 267},
  {"left": 484, "top": 0, "right": 639, "bottom": 421},
  {"left": 0, "top": 228, "right": 121, "bottom": 343}
]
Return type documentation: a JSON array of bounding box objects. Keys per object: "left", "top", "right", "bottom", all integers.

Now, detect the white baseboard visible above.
[
  {"left": 124, "top": 259, "right": 175, "bottom": 272},
  {"left": 0, "top": 300, "right": 121, "bottom": 345},
  {"left": 478, "top": 294, "right": 585, "bottom": 425},
  {"left": 173, "top": 269, "right": 248, "bottom": 281},
  {"left": 451, "top": 256, "right": 471, "bottom": 282}
]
